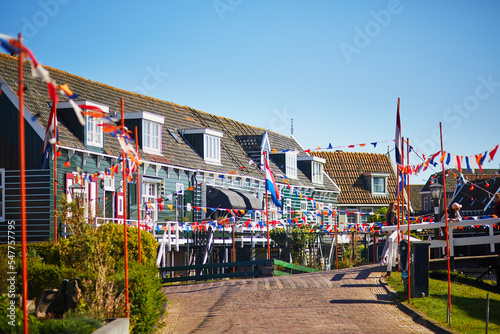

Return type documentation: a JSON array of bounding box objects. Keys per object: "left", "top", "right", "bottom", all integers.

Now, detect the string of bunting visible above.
[
  {"left": 397, "top": 144, "right": 499, "bottom": 175},
  {"left": 123, "top": 213, "right": 499, "bottom": 234},
  {"left": 0, "top": 33, "right": 141, "bottom": 172}
]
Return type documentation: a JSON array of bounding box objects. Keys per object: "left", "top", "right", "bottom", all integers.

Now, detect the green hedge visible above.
[
  {"left": 0, "top": 224, "right": 164, "bottom": 334},
  {"left": 114, "top": 261, "right": 167, "bottom": 333}
]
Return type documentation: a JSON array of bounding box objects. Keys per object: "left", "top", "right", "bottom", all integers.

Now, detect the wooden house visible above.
[{"left": 0, "top": 53, "right": 340, "bottom": 246}]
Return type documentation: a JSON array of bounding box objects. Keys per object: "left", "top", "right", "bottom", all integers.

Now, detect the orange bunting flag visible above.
[
  {"left": 167, "top": 204, "right": 174, "bottom": 211},
  {"left": 187, "top": 186, "right": 194, "bottom": 191}
]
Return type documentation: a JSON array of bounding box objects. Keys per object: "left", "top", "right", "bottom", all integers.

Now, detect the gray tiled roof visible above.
[
  {"left": 311, "top": 151, "right": 398, "bottom": 205},
  {"left": 0, "top": 53, "right": 338, "bottom": 192}
]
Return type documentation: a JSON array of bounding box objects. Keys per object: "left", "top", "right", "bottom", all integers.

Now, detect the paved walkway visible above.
[{"left": 158, "top": 264, "right": 435, "bottom": 334}]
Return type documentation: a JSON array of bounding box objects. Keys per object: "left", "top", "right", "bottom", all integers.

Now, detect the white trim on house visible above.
[
  {"left": 182, "top": 128, "right": 223, "bottom": 137},
  {"left": 124, "top": 111, "right": 165, "bottom": 124},
  {"left": 297, "top": 156, "right": 326, "bottom": 164},
  {"left": 57, "top": 100, "right": 110, "bottom": 113}
]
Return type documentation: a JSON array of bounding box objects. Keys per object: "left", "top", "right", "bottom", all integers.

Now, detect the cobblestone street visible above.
[{"left": 159, "top": 264, "right": 435, "bottom": 334}]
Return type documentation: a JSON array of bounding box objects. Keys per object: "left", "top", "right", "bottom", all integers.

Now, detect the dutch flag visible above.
[{"left": 264, "top": 155, "right": 282, "bottom": 208}]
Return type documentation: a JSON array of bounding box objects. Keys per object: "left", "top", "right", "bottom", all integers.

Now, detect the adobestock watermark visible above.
[
  {"left": 213, "top": 0, "right": 243, "bottom": 21},
  {"left": 269, "top": 107, "right": 294, "bottom": 135},
  {"left": 6, "top": 220, "right": 18, "bottom": 327},
  {"left": 10, "top": 0, "right": 71, "bottom": 45},
  {"left": 131, "top": 64, "right": 169, "bottom": 95},
  {"left": 339, "top": 0, "right": 404, "bottom": 64},
  {"left": 413, "top": 74, "right": 500, "bottom": 154}
]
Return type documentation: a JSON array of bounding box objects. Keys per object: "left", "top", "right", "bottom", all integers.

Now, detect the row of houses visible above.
[{"left": 1, "top": 52, "right": 498, "bottom": 247}]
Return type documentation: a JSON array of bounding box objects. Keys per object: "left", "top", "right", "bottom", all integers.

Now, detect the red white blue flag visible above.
[{"left": 264, "top": 155, "right": 282, "bottom": 208}]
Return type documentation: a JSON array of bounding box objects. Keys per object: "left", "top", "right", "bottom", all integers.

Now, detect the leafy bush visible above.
[
  {"left": 97, "top": 223, "right": 158, "bottom": 267},
  {"left": 32, "top": 313, "right": 101, "bottom": 334},
  {"left": 114, "top": 261, "right": 167, "bottom": 333},
  {"left": 27, "top": 257, "right": 77, "bottom": 300}
]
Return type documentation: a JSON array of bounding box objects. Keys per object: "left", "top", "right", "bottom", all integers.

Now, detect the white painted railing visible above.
[{"left": 382, "top": 217, "right": 500, "bottom": 257}]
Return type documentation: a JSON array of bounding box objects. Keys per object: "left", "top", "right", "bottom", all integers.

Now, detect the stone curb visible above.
[{"left": 379, "top": 277, "right": 461, "bottom": 334}]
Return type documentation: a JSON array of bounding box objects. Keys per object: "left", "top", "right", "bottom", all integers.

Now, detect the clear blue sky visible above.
[{"left": 2, "top": 0, "right": 499, "bottom": 184}]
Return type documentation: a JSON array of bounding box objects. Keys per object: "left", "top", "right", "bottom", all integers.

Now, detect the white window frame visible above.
[
  {"left": 204, "top": 134, "right": 221, "bottom": 164},
  {"left": 0, "top": 169, "right": 4, "bottom": 221},
  {"left": 143, "top": 120, "right": 161, "bottom": 154},
  {"left": 372, "top": 175, "right": 388, "bottom": 196},
  {"left": 103, "top": 174, "right": 115, "bottom": 192},
  {"left": 360, "top": 207, "right": 372, "bottom": 224},
  {"left": 285, "top": 152, "right": 297, "bottom": 179},
  {"left": 86, "top": 115, "right": 103, "bottom": 148},
  {"left": 143, "top": 178, "right": 161, "bottom": 223},
  {"left": 300, "top": 200, "right": 308, "bottom": 211},
  {"left": 312, "top": 161, "right": 323, "bottom": 184}
]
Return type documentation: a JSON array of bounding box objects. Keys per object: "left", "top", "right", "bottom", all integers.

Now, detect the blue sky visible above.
[{"left": 2, "top": 0, "right": 500, "bottom": 184}]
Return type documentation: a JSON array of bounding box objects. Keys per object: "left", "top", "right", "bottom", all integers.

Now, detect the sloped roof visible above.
[
  {"left": 310, "top": 151, "right": 397, "bottom": 205},
  {"left": 450, "top": 176, "right": 500, "bottom": 213},
  {"left": 409, "top": 184, "right": 424, "bottom": 212},
  {"left": 421, "top": 169, "right": 499, "bottom": 194},
  {"left": 0, "top": 53, "right": 338, "bottom": 191}
]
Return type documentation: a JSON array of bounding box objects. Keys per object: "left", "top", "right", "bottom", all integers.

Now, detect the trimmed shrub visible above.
[
  {"left": 27, "top": 257, "right": 77, "bottom": 300},
  {"left": 114, "top": 261, "right": 167, "bottom": 333}
]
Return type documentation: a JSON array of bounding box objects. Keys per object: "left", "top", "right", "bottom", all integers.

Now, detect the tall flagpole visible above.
[
  {"left": 17, "top": 33, "right": 29, "bottom": 334},
  {"left": 135, "top": 127, "right": 141, "bottom": 264},
  {"left": 406, "top": 138, "right": 411, "bottom": 302},
  {"left": 395, "top": 98, "right": 401, "bottom": 271},
  {"left": 264, "top": 151, "right": 270, "bottom": 259},
  {"left": 54, "top": 102, "right": 58, "bottom": 244},
  {"left": 399, "top": 136, "right": 405, "bottom": 272},
  {"left": 121, "top": 98, "right": 130, "bottom": 318},
  {"left": 440, "top": 122, "right": 451, "bottom": 326}
]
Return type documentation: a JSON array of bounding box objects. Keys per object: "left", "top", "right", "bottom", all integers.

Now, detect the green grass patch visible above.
[{"left": 385, "top": 271, "right": 500, "bottom": 334}]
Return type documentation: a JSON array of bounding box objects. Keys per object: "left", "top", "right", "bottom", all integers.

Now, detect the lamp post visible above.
[
  {"left": 429, "top": 182, "right": 443, "bottom": 222},
  {"left": 429, "top": 182, "right": 443, "bottom": 258},
  {"left": 69, "top": 182, "right": 85, "bottom": 207}
]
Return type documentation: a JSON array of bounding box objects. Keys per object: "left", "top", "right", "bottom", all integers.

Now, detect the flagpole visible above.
[
  {"left": 399, "top": 135, "right": 404, "bottom": 272},
  {"left": 264, "top": 152, "right": 270, "bottom": 260},
  {"left": 440, "top": 122, "right": 451, "bottom": 326},
  {"left": 135, "top": 126, "right": 141, "bottom": 264},
  {"left": 395, "top": 98, "right": 401, "bottom": 272},
  {"left": 121, "top": 98, "right": 130, "bottom": 318},
  {"left": 54, "top": 102, "right": 58, "bottom": 244},
  {"left": 406, "top": 138, "right": 411, "bottom": 303},
  {"left": 17, "top": 33, "right": 29, "bottom": 334}
]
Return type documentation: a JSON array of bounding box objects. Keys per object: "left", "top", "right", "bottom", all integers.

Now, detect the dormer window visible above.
[
  {"left": 143, "top": 120, "right": 160, "bottom": 153},
  {"left": 269, "top": 150, "right": 298, "bottom": 179},
  {"left": 297, "top": 156, "right": 326, "bottom": 185},
  {"left": 312, "top": 161, "right": 323, "bottom": 184},
  {"left": 204, "top": 133, "right": 221, "bottom": 164},
  {"left": 182, "top": 129, "right": 223, "bottom": 165},
  {"left": 365, "top": 172, "right": 389, "bottom": 196},
  {"left": 86, "top": 114, "right": 103, "bottom": 148},
  {"left": 285, "top": 152, "right": 297, "bottom": 179},
  {"left": 57, "top": 100, "right": 109, "bottom": 150},
  {"left": 124, "top": 111, "right": 164, "bottom": 155}
]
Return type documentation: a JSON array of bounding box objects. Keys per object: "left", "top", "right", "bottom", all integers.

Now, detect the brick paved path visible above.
[{"left": 158, "top": 264, "right": 434, "bottom": 334}]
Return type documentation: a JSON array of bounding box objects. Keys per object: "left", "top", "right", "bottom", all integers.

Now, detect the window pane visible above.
[{"left": 373, "top": 177, "right": 385, "bottom": 193}]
